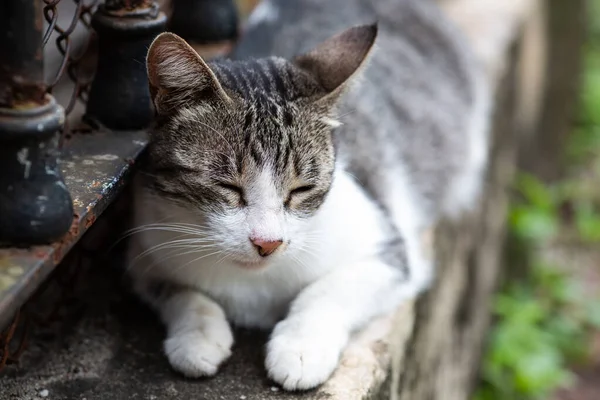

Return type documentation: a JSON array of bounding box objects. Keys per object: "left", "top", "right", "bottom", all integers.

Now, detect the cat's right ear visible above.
[
  {"left": 293, "top": 23, "right": 378, "bottom": 107},
  {"left": 146, "top": 32, "right": 232, "bottom": 115}
]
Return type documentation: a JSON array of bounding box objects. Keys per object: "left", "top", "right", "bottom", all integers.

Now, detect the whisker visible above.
[
  {"left": 140, "top": 248, "right": 223, "bottom": 278},
  {"left": 130, "top": 238, "right": 217, "bottom": 265},
  {"left": 169, "top": 250, "right": 225, "bottom": 275},
  {"left": 337, "top": 109, "right": 356, "bottom": 120},
  {"left": 150, "top": 245, "right": 220, "bottom": 267}
]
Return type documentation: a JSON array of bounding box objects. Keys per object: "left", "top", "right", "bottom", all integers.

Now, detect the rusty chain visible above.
[{"left": 42, "top": 0, "right": 100, "bottom": 143}]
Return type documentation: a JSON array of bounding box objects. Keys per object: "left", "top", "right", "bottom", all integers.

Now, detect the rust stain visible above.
[
  {"left": 105, "top": 0, "right": 155, "bottom": 16},
  {"left": 90, "top": 180, "right": 102, "bottom": 188},
  {"left": 72, "top": 198, "right": 84, "bottom": 208},
  {"left": 0, "top": 76, "right": 47, "bottom": 109},
  {"left": 84, "top": 212, "right": 97, "bottom": 229},
  {"left": 52, "top": 214, "right": 80, "bottom": 264},
  {"left": 0, "top": 309, "right": 20, "bottom": 372},
  {"left": 34, "top": 3, "right": 44, "bottom": 31},
  {"left": 50, "top": 208, "right": 96, "bottom": 264},
  {"left": 32, "top": 248, "right": 48, "bottom": 259}
]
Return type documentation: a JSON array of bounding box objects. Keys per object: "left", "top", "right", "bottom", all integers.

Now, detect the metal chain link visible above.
[{"left": 41, "top": 0, "right": 100, "bottom": 141}]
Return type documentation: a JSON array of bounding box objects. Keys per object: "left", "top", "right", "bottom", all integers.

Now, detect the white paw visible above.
[
  {"left": 265, "top": 319, "right": 347, "bottom": 391},
  {"left": 164, "top": 322, "right": 234, "bottom": 378}
]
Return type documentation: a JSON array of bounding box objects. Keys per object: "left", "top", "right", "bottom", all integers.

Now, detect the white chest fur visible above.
[{"left": 131, "top": 169, "right": 389, "bottom": 328}]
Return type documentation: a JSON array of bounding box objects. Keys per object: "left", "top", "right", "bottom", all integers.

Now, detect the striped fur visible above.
[{"left": 128, "top": 0, "right": 491, "bottom": 392}]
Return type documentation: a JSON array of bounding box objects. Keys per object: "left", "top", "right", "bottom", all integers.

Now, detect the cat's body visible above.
[{"left": 128, "top": 0, "right": 490, "bottom": 391}]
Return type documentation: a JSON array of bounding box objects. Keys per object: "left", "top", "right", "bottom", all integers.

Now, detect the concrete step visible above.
[{"left": 0, "top": 224, "right": 402, "bottom": 399}]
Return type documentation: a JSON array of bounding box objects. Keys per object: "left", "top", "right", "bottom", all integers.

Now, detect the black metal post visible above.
[
  {"left": 169, "top": 0, "right": 239, "bottom": 44},
  {"left": 0, "top": 0, "right": 73, "bottom": 245},
  {"left": 85, "top": 0, "right": 166, "bottom": 130}
]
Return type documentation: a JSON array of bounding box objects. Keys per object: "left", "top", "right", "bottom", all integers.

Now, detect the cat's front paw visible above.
[
  {"left": 265, "top": 319, "right": 347, "bottom": 391},
  {"left": 164, "top": 323, "right": 234, "bottom": 378}
]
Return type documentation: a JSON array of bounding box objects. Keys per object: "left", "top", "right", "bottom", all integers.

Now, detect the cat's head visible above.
[{"left": 143, "top": 24, "right": 377, "bottom": 269}]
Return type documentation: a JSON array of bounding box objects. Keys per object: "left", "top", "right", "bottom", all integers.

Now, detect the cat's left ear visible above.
[
  {"left": 146, "top": 32, "right": 232, "bottom": 115},
  {"left": 293, "top": 23, "right": 378, "bottom": 106}
]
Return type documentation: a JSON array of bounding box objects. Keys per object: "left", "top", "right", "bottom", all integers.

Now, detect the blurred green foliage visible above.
[
  {"left": 569, "top": 0, "right": 600, "bottom": 163},
  {"left": 474, "top": 1, "right": 600, "bottom": 399},
  {"left": 475, "top": 172, "right": 600, "bottom": 400},
  {"left": 475, "top": 262, "right": 600, "bottom": 400}
]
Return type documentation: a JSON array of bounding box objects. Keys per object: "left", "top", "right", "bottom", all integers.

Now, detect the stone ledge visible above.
[
  {"left": 0, "top": 1, "right": 539, "bottom": 399},
  {"left": 0, "top": 241, "right": 412, "bottom": 400}
]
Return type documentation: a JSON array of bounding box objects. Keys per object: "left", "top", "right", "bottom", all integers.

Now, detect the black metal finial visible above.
[
  {"left": 169, "top": 0, "right": 239, "bottom": 44},
  {"left": 0, "top": 0, "right": 73, "bottom": 245},
  {"left": 84, "top": 0, "right": 167, "bottom": 130}
]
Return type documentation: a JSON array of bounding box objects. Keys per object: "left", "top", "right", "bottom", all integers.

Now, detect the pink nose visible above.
[{"left": 250, "top": 238, "right": 283, "bottom": 257}]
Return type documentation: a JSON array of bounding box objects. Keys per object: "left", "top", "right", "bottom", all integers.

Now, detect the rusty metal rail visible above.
[
  {"left": 0, "top": 129, "right": 146, "bottom": 332},
  {"left": 0, "top": 0, "right": 74, "bottom": 245}
]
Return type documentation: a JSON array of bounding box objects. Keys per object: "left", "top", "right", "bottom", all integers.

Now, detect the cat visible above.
[{"left": 127, "top": 0, "right": 491, "bottom": 391}]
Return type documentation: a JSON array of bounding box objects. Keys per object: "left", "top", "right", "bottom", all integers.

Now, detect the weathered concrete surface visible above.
[
  {"left": 0, "top": 233, "right": 402, "bottom": 399},
  {"left": 0, "top": 1, "right": 547, "bottom": 399}
]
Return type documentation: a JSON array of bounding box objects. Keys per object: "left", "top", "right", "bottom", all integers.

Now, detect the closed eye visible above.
[
  {"left": 285, "top": 185, "right": 315, "bottom": 206},
  {"left": 218, "top": 182, "right": 246, "bottom": 206}
]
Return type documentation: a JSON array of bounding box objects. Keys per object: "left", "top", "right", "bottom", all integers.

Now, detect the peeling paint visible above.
[
  {"left": 45, "top": 165, "right": 59, "bottom": 177},
  {"left": 0, "top": 275, "right": 16, "bottom": 291},
  {"left": 6, "top": 266, "right": 24, "bottom": 277},
  {"left": 0, "top": 259, "right": 23, "bottom": 290},
  {"left": 17, "top": 147, "right": 32, "bottom": 179},
  {"left": 91, "top": 154, "right": 119, "bottom": 161},
  {"left": 0, "top": 129, "right": 148, "bottom": 330}
]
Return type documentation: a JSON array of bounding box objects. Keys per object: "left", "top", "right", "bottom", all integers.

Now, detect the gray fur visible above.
[
  {"left": 142, "top": 0, "right": 488, "bottom": 276},
  {"left": 144, "top": 46, "right": 342, "bottom": 217},
  {"left": 233, "top": 0, "right": 489, "bottom": 221}
]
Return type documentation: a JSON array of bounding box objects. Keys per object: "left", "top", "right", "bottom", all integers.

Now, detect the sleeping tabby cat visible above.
[{"left": 127, "top": 0, "right": 490, "bottom": 391}]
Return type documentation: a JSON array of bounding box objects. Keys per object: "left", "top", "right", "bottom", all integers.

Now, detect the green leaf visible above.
[
  {"left": 514, "top": 174, "right": 555, "bottom": 211},
  {"left": 574, "top": 201, "right": 600, "bottom": 241},
  {"left": 473, "top": 385, "right": 501, "bottom": 400},
  {"left": 513, "top": 347, "right": 565, "bottom": 395},
  {"left": 585, "top": 301, "right": 600, "bottom": 328},
  {"left": 580, "top": 65, "right": 600, "bottom": 126},
  {"left": 510, "top": 206, "right": 558, "bottom": 241},
  {"left": 512, "top": 300, "right": 545, "bottom": 325}
]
